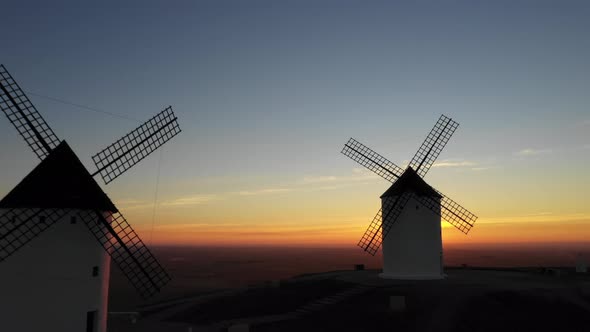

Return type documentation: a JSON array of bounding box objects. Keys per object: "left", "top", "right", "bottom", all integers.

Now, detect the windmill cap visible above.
[
  {"left": 0, "top": 141, "right": 118, "bottom": 212},
  {"left": 380, "top": 167, "right": 441, "bottom": 198}
]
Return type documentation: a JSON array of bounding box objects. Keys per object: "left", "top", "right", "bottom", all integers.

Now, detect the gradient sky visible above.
[{"left": 1, "top": 1, "right": 589, "bottom": 247}]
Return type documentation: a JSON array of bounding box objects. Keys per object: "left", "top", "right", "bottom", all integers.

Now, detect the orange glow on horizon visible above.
[{"left": 134, "top": 214, "right": 590, "bottom": 248}]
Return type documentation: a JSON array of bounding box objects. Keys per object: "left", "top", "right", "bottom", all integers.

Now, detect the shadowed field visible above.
[{"left": 108, "top": 244, "right": 590, "bottom": 312}]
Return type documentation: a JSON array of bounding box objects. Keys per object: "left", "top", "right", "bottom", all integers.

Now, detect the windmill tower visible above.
[
  {"left": 0, "top": 65, "right": 181, "bottom": 332},
  {"left": 341, "top": 115, "right": 477, "bottom": 279}
]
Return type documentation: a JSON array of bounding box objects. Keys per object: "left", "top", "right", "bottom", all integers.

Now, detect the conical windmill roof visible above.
[
  {"left": 0, "top": 141, "right": 117, "bottom": 212},
  {"left": 381, "top": 167, "right": 441, "bottom": 199}
]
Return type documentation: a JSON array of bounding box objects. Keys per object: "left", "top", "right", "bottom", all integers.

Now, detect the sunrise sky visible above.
[{"left": 1, "top": 1, "right": 589, "bottom": 248}]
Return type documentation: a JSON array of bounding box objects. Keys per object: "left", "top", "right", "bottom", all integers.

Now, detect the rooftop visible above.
[
  {"left": 0, "top": 141, "right": 117, "bottom": 212},
  {"left": 381, "top": 167, "right": 441, "bottom": 199}
]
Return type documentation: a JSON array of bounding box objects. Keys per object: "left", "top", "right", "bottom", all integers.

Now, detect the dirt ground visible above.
[{"left": 108, "top": 268, "right": 590, "bottom": 332}]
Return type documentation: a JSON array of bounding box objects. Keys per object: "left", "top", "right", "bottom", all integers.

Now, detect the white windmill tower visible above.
[
  {"left": 341, "top": 115, "right": 478, "bottom": 279},
  {"left": 0, "top": 64, "right": 181, "bottom": 332}
]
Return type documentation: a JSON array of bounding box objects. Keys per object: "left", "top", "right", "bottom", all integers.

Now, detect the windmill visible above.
[
  {"left": 341, "top": 115, "right": 477, "bottom": 279},
  {"left": 0, "top": 64, "right": 181, "bottom": 332}
]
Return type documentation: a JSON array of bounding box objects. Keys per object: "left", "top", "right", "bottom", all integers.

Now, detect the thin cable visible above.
[
  {"left": 25, "top": 90, "right": 141, "bottom": 122},
  {"left": 26, "top": 89, "right": 168, "bottom": 243},
  {"left": 148, "top": 148, "right": 163, "bottom": 244}
]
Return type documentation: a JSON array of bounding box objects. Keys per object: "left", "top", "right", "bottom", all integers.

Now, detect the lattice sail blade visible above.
[
  {"left": 342, "top": 138, "right": 404, "bottom": 183},
  {"left": 408, "top": 114, "right": 459, "bottom": 178},
  {"left": 77, "top": 210, "right": 171, "bottom": 299},
  {"left": 416, "top": 191, "right": 477, "bottom": 234},
  {"left": 92, "top": 106, "right": 181, "bottom": 184},
  {"left": 0, "top": 65, "right": 61, "bottom": 160},
  {"left": 0, "top": 208, "right": 67, "bottom": 262},
  {"left": 358, "top": 192, "right": 413, "bottom": 255}
]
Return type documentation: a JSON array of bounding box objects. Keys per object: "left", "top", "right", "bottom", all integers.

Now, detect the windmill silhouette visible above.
[
  {"left": 342, "top": 115, "right": 477, "bottom": 279},
  {"left": 0, "top": 65, "right": 181, "bottom": 332}
]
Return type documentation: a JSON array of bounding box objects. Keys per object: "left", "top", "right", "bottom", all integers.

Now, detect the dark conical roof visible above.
[
  {"left": 0, "top": 141, "right": 117, "bottom": 212},
  {"left": 381, "top": 167, "right": 441, "bottom": 198}
]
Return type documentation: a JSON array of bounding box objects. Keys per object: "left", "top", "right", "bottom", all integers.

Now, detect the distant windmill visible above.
[
  {"left": 341, "top": 115, "right": 477, "bottom": 279},
  {"left": 0, "top": 65, "right": 181, "bottom": 332}
]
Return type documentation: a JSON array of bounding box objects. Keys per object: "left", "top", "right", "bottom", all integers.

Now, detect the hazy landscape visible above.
[{"left": 108, "top": 243, "right": 590, "bottom": 311}]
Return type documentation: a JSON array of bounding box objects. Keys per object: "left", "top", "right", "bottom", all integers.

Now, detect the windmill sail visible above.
[
  {"left": 343, "top": 134, "right": 477, "bottom": 237},
  {"left": 77, "top": 210, "right": 171, "bottom": 299},
  {"left": 416, "top": 192, "right": 477, "bottom": 234},
  {"left": 0, "top": 65, "right": 178, "bottom": 304},
  {"left": 344, "top": 114, "right": 478, "bottom": 256},
  {"left": 0, "top": 65, "right": 60, "bottom": 159},
  {"left": 92, "top": 106, "right": 181, "bottom": 184},
  {"left": 341, "top": 138, "right": 403, "bottom": 183},
  {"left": 0, "top": 208, "right": 67, "bottom": 262},
  {"left": 358, "top": 192, "right": 414, "bottom": 255},
  {"left": 408, "top": 114, "right": 459, "bottom": 178}
]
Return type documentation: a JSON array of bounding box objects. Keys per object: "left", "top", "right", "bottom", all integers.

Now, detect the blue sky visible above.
[{"left": 1, "top": 1, "right": 589, "bottom": 245}]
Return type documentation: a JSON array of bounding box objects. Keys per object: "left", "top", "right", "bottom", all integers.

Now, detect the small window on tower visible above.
[
  {"left": 70, "top": 216, "right": 77, "bottom": 224},
  {"left": 416, "top": 205, "right": 420, "bottom": 210},
  {"left": 92, "top": 266, "right": 99, "bottom": 277},
  {"left": 39, "top": 216, "right": 47, "bottom": 223}
]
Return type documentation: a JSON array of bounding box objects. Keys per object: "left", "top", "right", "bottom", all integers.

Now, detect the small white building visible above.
[
  {"left": 379, "top": 168, "right": 444, "bottom": 280},
  {"left": 0, "top": 142, "right": 116, "bottom": 332}
]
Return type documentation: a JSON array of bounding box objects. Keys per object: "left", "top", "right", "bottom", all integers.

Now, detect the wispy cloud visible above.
[
  {"left": 393, "top": 158, "right": 485, "bottom": 171},
  {"left": 114, "top": 199, "right": 154, "bottom": 210},
  {"left": 234, "top": 224, "right": 360, "bottom": 237},
  {"left": 161, "top": 194, "right": 219, "bottom": 207},
  {"left": 302, "top": 168, "right": 379, "bottom": 185},
  {"left": 153, "top": 222, "right": 243, "bottom": 230},
  {"left": 432, "top": 159, "right": 477, "bottom": 168},
  {"left": 470, "top": 167, "right": 491, "bottom": 171},
  {"left": 220, "top": 168, "right": 381, "bottom": 198},
  {"left": 159, "top": 187, "right": 293, "bottom": 207},
  {"left": 479, "top": 212, "right": 589, "bottom": 224},
  {"left": 516, "top": 148, "right": 552, "bottom": 156},
  {"left": 302, "top": 176, "right": 339, "bottom": 184},
  {"left": 235, "top": 188, "right": 292, "bottom": 196},
  {"left": 123, "top": 159, "right": 494, "bottom": 212}
]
